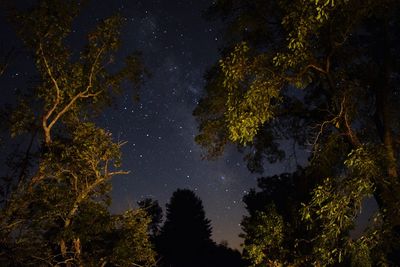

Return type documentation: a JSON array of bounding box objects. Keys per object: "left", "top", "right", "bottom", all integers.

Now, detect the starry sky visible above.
[{"left": 0, "top": 0, "right": 295, "bottom": 249}]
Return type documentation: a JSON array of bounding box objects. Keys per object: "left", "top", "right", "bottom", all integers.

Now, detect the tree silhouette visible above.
[
  {"left": 157, "top": 189, "right": 214, "bottom": 267},
  {"left": 210, "top": 242, "right": 247, "bottom": 267}
]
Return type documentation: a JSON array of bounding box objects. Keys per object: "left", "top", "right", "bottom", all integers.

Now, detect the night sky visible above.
[{"left": 0, "top": 0, "right": 293, "bottom": 249}]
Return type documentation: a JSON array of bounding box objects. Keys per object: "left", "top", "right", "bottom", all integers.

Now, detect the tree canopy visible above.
[{"left": 195, "top": 0, "right": 400, "bottom": 265}]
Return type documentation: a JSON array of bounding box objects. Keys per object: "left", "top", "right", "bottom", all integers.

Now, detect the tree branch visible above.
[{"left": 39, "top": 42, "right": 61, "bottom": 122}]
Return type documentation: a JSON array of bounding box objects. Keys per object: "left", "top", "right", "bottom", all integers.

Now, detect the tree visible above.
[
  {"left": 157, "top": 189, "right": 214, "bottom": 267},
  {"left": 0, "top": 1, "right": 154, "bottom": 266},
  {"left": 195, "top": 0, "right": 400, "bottom": 265},
  {"left": 109, "top": 209, "right": 156, "bottom": 267},
  {"left": 138, "top": 198, "right": 163, "bottom": 238},
  {"left": 241, "top": 168, "right": 317, "bottom": 266}
]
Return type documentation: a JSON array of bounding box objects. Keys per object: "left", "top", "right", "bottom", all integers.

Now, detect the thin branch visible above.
[
  {"left": 306, "top": 63, "right": 328, "bottom": 74},
  {"left": 108, "top": 170, "right": 130, "bottom": 176},
  {"left": 87, "top": 45, "right": 106, "bottom": 91},
  {"left": 311, "top": 92, "right": 360, "bottom": 153},
  {"left": 60, "top": 169, "right": 79, "bottom": 192},
  {"left": 311, "top": 116, "right": 337, "bottom": 147},
  {"left": 310, "top": 92, "right": 346, "bottom": 151},
  {"left": 131, "top": 263, "right": 145, "bottom": 267},
  {"left": 39, "top": 42, "right": 61, "bottom": 122},
  {"left": 0, "top": 47, "right": 15, "bottom": 76},
  {"left": 104, "top": 159, "right": 109, "bottom": 177},
  {"left": 63, "top": 166, "right": 128, "bottom": 228},
  {"left": 30, "top": 255, "right": 53, "bottom": 266},
  {"left": 344, "top": 107, "right": 360, "bottom": 146}
]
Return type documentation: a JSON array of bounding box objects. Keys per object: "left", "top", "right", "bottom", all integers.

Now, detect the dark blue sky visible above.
[{"left": 94, "top": 0, "right": 261, "bottom": 249}]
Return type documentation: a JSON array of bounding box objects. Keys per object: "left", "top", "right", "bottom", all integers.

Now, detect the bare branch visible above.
[
  {"left": 108, "top": 170, "right": 130, "bottom": 176},
  {"left": 311, "top": 92, "right": 360, "bottom": 152},
  {"left": 87, "top": 45, "right": 106, "bottom": 92},
  {"left": 39, "top": 42, "right": 61, "bottom": 122},
  {"left": 41, "top": 43, "right": 105, "bottom": 144}
]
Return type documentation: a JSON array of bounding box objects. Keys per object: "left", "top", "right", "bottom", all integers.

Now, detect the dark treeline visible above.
[{"left": 140, "top": 189, "right": 245, "bottom": 267}]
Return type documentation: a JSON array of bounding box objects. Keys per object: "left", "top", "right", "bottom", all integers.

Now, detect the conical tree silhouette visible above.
[{"left": 157, "top": 189, "right": 214, "bottom": 267}]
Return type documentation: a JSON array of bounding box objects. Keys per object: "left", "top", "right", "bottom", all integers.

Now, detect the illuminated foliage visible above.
[
  {"left": 240, "top": 169, "right": 317, "bottom": 266},
  {"left": 241, "top": 206, "right": 284, "bottom": 266},
  {"left": 221, "top": 42, "right": 283, "bottom": 144},
  {"left": 110, "top": 209, "right": 156, "bottom": 267}
]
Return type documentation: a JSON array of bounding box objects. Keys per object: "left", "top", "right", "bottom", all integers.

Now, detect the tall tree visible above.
[
  {"left": 195, "top": 0, "right": 400, "bottom": 265},
  {"left": 0, "top": 1, "right": 155, "bottom": 266},
  {"left": 157, "top": 189, "right": 214, "bottom": 267}
]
